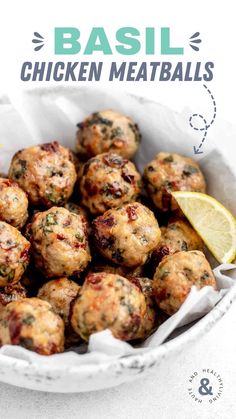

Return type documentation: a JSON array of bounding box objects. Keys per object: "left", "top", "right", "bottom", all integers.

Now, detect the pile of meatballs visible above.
[{"left": 0, "top": 109, "right": 216, "bottom": 356}]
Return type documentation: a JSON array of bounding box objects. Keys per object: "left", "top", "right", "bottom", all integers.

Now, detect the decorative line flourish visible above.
[{"left": 189, "top": 84, "right": 217, "bottom": 155}]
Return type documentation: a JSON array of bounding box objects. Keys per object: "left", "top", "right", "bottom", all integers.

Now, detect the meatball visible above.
[
  {"left": 90, "top": 261, "right": 144, "bottom": 278},
  {"left": 152, "top": 218, "right": 204, "bottom": 267},
  {"left": 0, "top": 178, "right": 28, "bottom": 229},
  {"left": 143, "top": 152, "right": 206, "bottom": 212},
  {"left": 0, "top": 222, "right": 30, "bottom": 287},
  {"left": 129, "top": 277, "right": 156, "bottom": 339},
  {"left": 8, "top": 141, "right": 77, "bottom": 207},
  {"left": 37, "top": 278, "right": 80, "bottom": 327},
  {"left": 26, "top": 207, "right": 91, "bottom": 278},
  {"left": 71, "top": 272, "right": 146, "bottom": 341},
  {"left": 153, "top": 251, "right": 216, "bottom": 315},
  {"left": 79, "top": 153, "right": 141, "bottom": 215},
  {"left": 93, "top": 202, "right": 161, "bottom": 267},
  {"left": 0, "top": 298, "right": 64, "bottom": 355},
  {"left": 76, "top": 110, "right": 141, "bottom": 159},
  {"left": 0, "top": 283, "right": 27, "bottom": 308}
]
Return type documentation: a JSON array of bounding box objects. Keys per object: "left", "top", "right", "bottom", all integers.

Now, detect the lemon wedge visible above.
[{"left": 172, "top": 191, "right": 236, "bottom": 263}]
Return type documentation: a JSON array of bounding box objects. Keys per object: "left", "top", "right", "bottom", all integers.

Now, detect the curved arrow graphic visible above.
[{"left": 189, "top": 84, "right": 217, "bottom": 155}]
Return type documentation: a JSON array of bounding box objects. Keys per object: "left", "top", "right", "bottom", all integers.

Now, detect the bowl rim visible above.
[{"left": 0, "top": 283, "right": 235, "bottom": 377}]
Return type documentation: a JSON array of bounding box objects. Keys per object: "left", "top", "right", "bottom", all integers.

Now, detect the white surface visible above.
[{"left": 0, "top": 301, "right": 235, "bottom": 419}]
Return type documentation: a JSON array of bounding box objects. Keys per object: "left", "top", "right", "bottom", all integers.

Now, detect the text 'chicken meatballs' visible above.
[
  {"left": 76, "top": 110, "right": 141, "bottom": 159},
  {"left": 144, "top": 152, "right": 206, "bottom": 212},
  {"left": 26, "top": 207, "right": 91, "bottom": 278},
  {"left": 93, "top": 202, "right": 161, "bottom": 267},
  {"left": 0, "top": 298, "right": 64, "bottom": 355},
  {"left": 79, "top": 153, "right": 142, "bottom": 215},
  {"left": 8, "top": 141, "right": 77, "bottom": 207},
  {"left": 153, "top": 251, "right": 216, "bottom": 315}
]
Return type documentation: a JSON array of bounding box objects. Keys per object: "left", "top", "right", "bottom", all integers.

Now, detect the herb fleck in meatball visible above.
[
  {"left": 93, "top": 202, "right": 161, "bottom": 267},
  {"left": 153, "top": 251, "right": 216, "bottom": 315},
  {"left": 80, "top": 153, "right": 141, "bottom": 215},
  {"left": 152, "top": 218, "right": 204, "bottom": 267},
  {"left": 0, "top": 178, "right": 28, "bottom": 229},
  {"left": 37, "top": 277, "right": 80, "bottom": 326},
  {"left": 71, "top": 272, "right": 146, "bottom": 341},
  {"left": 76, "top": 110, "right": 141, "bottom": 159},
  {"left": 26, "top": 207, "right": 91, "bottom": 278},
  {"left": 129, "top": 277, "right": 157, "bottom": 339},
  {"left": 8, "top": 141, "right": 77, "bottom": 207},
  {"left": 0, "top": 222, "right": 30, "bottom": 287},
  {"left": 0, "top": 283, "right": 27, "bottom": 308},
  {"left": 0, "top": 298, "right": 64, "bottom": 355},
  {"left": 144, "top": 152, "right": 206, "bottom": 212}
]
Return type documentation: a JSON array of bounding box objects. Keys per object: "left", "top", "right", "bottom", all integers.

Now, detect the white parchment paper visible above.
[{"left": 0, "top": 86, "right": 235, "bottom": 366}]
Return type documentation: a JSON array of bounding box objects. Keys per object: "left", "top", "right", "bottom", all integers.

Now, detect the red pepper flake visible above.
[
  {"left": 40, "top": 141, "right": 59, "bottom": 153},
  {"left": 126, "top": 205, "right": 138, "bottom": 221},
  {"left": 152, "top": 245, "right": 170, "bottom": 265},
  {"left": 8, "top": 311, "right": 23, "bottom": 344},
  {"left": 20, "top": 248, "right": 30, "bottom": 261},
  {"left": 86, "top": 273, "right": 103, "bottom": 289},
  {"left": 155, "top": 287, "right": 167, "bottom": 303},
  {"left": 128, "top": 276, "right": 142, "bottom": 291},
  {"left": 121, "top": 173, "right": 135, "bottom": 184},
  {"left": 84, "top": 179, "right": 98, "bottom": 196},
  {"left": 103, "top": 154, "right": 127, "bottom": 168},
  {"left": 57, "top": 234, "right": 66, "bottom": 241}
]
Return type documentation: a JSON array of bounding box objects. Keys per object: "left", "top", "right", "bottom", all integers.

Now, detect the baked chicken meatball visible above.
[
  {"left": 93, "top": 202, "right": 161, "bottom": 267},
  {"left": 76, "top": 110, "right": 141, "bottom": 159},
  {"left": 0, "top": 298, "right": 64, "bottom": 355},
  {"left": 37, "top": 278, "right": 80, "bottom": 326},
  {"left": 0, "top": 222, "right": 30, "bottom": 287},
  {"left": 0, "top": 178, "right": 28, "bottom": 229},
  {"left": 0, "top": 283, "right": 27, "bottom": 308},
  {"left": 71, "top": 272, "right": 146, "bottom": 341},
  {"left": 143, "top": 152, "right": 206, "bottom": 212},
  {"left": 26, "top": 207, "right": 91, "bottom": 278},
  {"left": 152, "top": 218, "right": 204, "bottom": 266},
  {"left": 153, "top": 251, "right": 216, "bottom": 315},
  {"left": 8, "top": 141, "right": 77, "bottom": 207},
  {"left": 79, "top": 153, "right": 141, "bottom": 215}
]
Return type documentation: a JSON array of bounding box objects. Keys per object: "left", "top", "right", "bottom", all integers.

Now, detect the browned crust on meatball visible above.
[
  {"left": 153, "top": 251, "right": 216, "bottom": 315},
  {"left": 76, "top": 110, "right": 141, "bottom": 160},
  {"left": 0, "top": 298, "right": 64, "bottom": 355},
  {"left": 92, "top": 202, "right": 161, "bottom": 267},
  {"left": 26, "top": 207, "right": 91, "bottom": 278},
  {"left": 79, "top": 153, "right": 142, "bottom": 215},
  {"left": 71, "top": 272, "right": 146, "bottom": 341},
  {"left": 8, "top": 141, "right": 77, "bottom": 207},
  {"left": 143, "top": 152, "right": 206, "bottom": 212}
]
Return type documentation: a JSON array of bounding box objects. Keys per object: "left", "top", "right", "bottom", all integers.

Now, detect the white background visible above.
[{"left": 0, "top": 1, "right": 236, "bottom": 418}]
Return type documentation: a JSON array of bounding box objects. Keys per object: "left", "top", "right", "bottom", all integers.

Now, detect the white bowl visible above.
[{"left": 0, "top": 86, "right": 235, "bottom": 392}]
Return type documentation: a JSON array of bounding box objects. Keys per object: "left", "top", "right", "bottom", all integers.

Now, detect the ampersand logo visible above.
[
  {"left": 198, "top": 378, "right": 213, "bottom": 395},
  {"left": 187, "top": 369, "right": 223, "bottom": 404}
]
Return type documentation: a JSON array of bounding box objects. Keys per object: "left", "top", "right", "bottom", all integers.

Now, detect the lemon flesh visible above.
[{"left": 172, "top": 192, "right": 236, "bottom": 264}]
